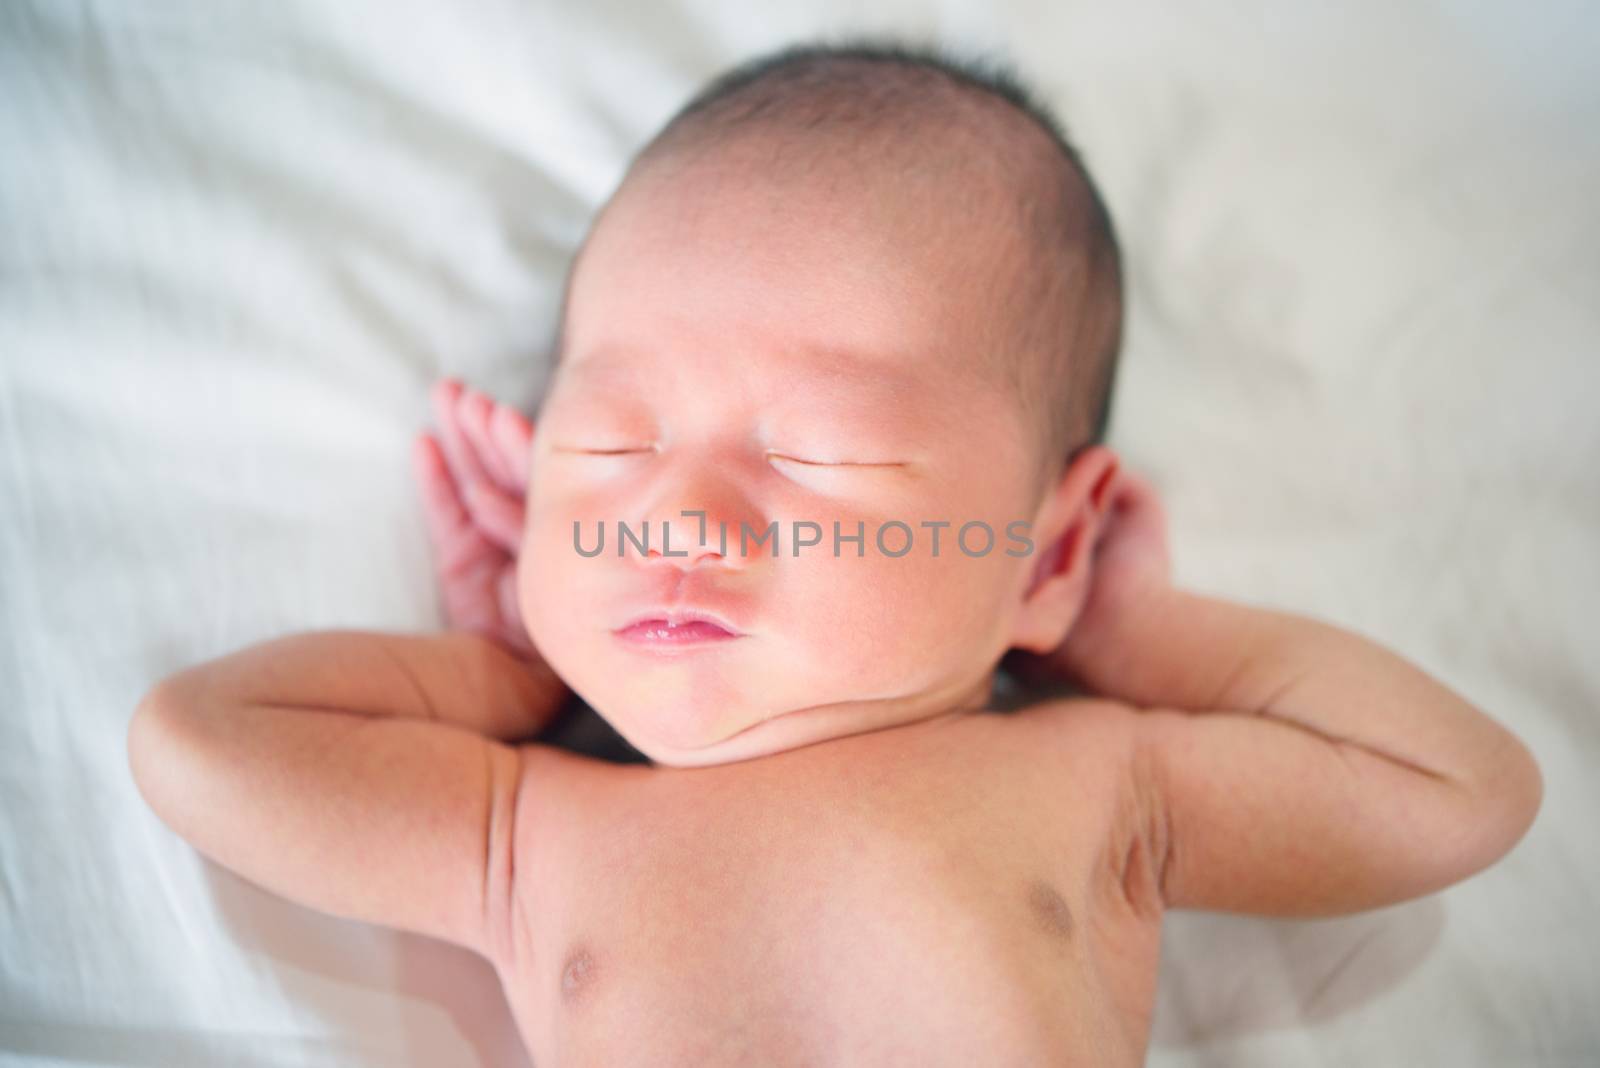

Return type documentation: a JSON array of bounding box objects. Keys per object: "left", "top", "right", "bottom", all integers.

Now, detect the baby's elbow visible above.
[
  {"left": 127, "top": 684, "right": 178, "bottom": 808},
  {"left": 127, "top": 678, "right": 209, "bottom": 819},
  {"left": 1494, "top": 733, "right": 1544, "bottom": 845},
  {"left": 1453, "top": 730, "right": 1544, "bottom": 875}
]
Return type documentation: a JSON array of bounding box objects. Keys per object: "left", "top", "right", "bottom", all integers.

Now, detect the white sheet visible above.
[{"left": 2, "top": 2, "right": 1596, "bottom": 1064}]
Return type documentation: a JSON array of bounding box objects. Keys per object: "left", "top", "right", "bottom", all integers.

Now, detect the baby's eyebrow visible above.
[
  {"left": 556, "top": 350, "right": 647, "bottom": 390},
  {"left": 561, "top": 343, "right": 924, "bottom": 408}
]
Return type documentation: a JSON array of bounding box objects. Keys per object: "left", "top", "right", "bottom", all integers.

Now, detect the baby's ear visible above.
[{"left": 1008, "top": 446, "right": 1119, "bottom": 654}]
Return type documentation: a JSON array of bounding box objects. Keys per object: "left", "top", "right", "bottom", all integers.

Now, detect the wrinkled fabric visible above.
[{"left": 1, "top": 2, "right": 1595, "bottom": 1065}]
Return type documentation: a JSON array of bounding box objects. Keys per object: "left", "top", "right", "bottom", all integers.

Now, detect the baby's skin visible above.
[
  {"left": 127, "top": 383, "right": 1542, "bottom": 1065},
  {"left": 128, "top": 139, "right": 1543, "bottom": 1065}
]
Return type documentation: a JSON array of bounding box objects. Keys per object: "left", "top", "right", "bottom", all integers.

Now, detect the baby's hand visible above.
[
  {"left": 413, "top": 379, "right": 540, "bottom": 661},
  {"left": 1074, "top": 464, "right": 1174, "bottom": 633},
  {"left": 1010, "top": 465, "right": 1176, "bottom": 694}
]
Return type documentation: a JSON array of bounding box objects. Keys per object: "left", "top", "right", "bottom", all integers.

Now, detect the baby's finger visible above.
[
  {"left": 1114, "top": 472, "right": 1170, "bottom": 546},
  {"left": 432, "top": 379, "right": 496, "bottom": 493},
  {"left": 458, "top": 388, "right": 517, "bottom": 493},
  {"left": 463, "top": 480, "right": 527, "bottom": 553},
  {"left": 1095, "top": 470, "right": 1173, "bottom": 584},
  {"left": 490, "top": 403, "right": 534, "bottom": 492},
  {"left": 413, "top": 432, "right": 490, "bottom": 575}
]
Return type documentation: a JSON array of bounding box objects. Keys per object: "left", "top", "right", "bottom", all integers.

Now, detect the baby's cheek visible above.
[
  {"left": 519, "top": 523, "right": 587, "bottom": 657},
  {"left": 789, "top": 547, "right": 987, "bottom": 683}
]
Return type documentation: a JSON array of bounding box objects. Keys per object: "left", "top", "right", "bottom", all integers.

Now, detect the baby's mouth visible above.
[
  {"left": 613, "top": 610, "right": 745, "bottom": 652},
  {"left": 617, "top": 619, "right": 738, "bottom": 641}
]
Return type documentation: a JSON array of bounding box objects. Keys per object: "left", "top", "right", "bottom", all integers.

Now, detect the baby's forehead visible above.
[
  {"left": 573, "top": 153, "right": 1029, "bottom": 335},
  {"left": 551, "top": 327, "right": 1021, "bottom": 439},
  {"left": 560, "top": 335, "right": 939, "bottom": 402}
]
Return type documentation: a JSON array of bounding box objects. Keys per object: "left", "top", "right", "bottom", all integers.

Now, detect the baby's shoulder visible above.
[
  {"left": 979, "top": 696, "right": 1169, "bottom": 914},
  {"left": 998, "top": 696, "right": 1161, "bottom": 829},
  {"left": 952, "top": 695, "right": 1159, "bottom": 834},
  {"left": 997, "top": 692, "right": 1147, "bottom": 749}
]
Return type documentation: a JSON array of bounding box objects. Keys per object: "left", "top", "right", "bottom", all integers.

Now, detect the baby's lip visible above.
[
  {"left": 612, "top": 610, "right": 746, "bottom": 653},
  {"left": 614, "top": 608, "right": 744, "bottom": 637}
]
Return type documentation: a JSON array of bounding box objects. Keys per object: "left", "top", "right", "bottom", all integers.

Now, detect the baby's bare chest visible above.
[{"left": 498, "top": 709, "right": 1162, "bottom": 1066}]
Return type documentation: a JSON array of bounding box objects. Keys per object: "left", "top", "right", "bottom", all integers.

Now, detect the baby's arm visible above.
[
  {"left": 1105, "top": 590, "right": 1542, "bottom": 916},
  {"left": 1031, "top": 464, "right": 1542, "bottom": 917},
  {"left": 127, "top": 630, "right": 565, "bottom": 962}
]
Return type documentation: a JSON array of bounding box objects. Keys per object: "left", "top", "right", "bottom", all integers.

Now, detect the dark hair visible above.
[{"left": 560, "top": 37, "right": 1124, "bottom": 492}]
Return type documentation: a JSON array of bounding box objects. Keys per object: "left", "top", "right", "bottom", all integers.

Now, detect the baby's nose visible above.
[
  {"left": 631, "top": 455, "right": 770, "bottom": 569},
  {"left": 644, "top": 541, "right": 727, "bottom": 568}
]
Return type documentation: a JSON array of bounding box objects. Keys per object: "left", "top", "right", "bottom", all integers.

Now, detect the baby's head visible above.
[{"left": 519, "top": 40, "right": 1124, "bottom": 767}]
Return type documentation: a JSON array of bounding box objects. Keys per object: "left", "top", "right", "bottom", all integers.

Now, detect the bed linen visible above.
[{"left": 2, "top": 2, "right": 1596, "bottom": 1064}]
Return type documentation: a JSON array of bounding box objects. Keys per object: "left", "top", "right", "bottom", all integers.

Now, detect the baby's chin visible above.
[
  {"left": 539, "top": 625, "right": 974, "bottom": 766},
  {"left": 585, "top": 684, "right": 805, "bottom": 767},
  {"left": 588, "top": 679, "right": 961, "bottom": 769},
  {"left": 604, "top": 691, "right": 751, "bottom": 754},
  {"left": 542, "top": 633, "right": 834, "bottom": 764}
]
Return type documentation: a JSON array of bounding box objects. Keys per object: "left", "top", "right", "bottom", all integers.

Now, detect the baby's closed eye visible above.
[
  {"left": 764, "top": 451, "right": 908, "bottom": 468},
  {"left": 552, "top": 443, "right": 659, "bottom": 456}
]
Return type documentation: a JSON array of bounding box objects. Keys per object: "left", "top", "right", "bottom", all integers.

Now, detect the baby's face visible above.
[{"left": 519, "top": 150, "right": 1049, "bottom": 767}]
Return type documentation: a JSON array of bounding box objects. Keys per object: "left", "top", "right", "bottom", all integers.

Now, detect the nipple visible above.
[{"left": 560, "top": 946, "right": 597, "bottom": 1001}]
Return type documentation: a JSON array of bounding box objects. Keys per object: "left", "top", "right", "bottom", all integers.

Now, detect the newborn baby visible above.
[{"left": 127, "top": 41, "right": 1543, "bottom": 1066}]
